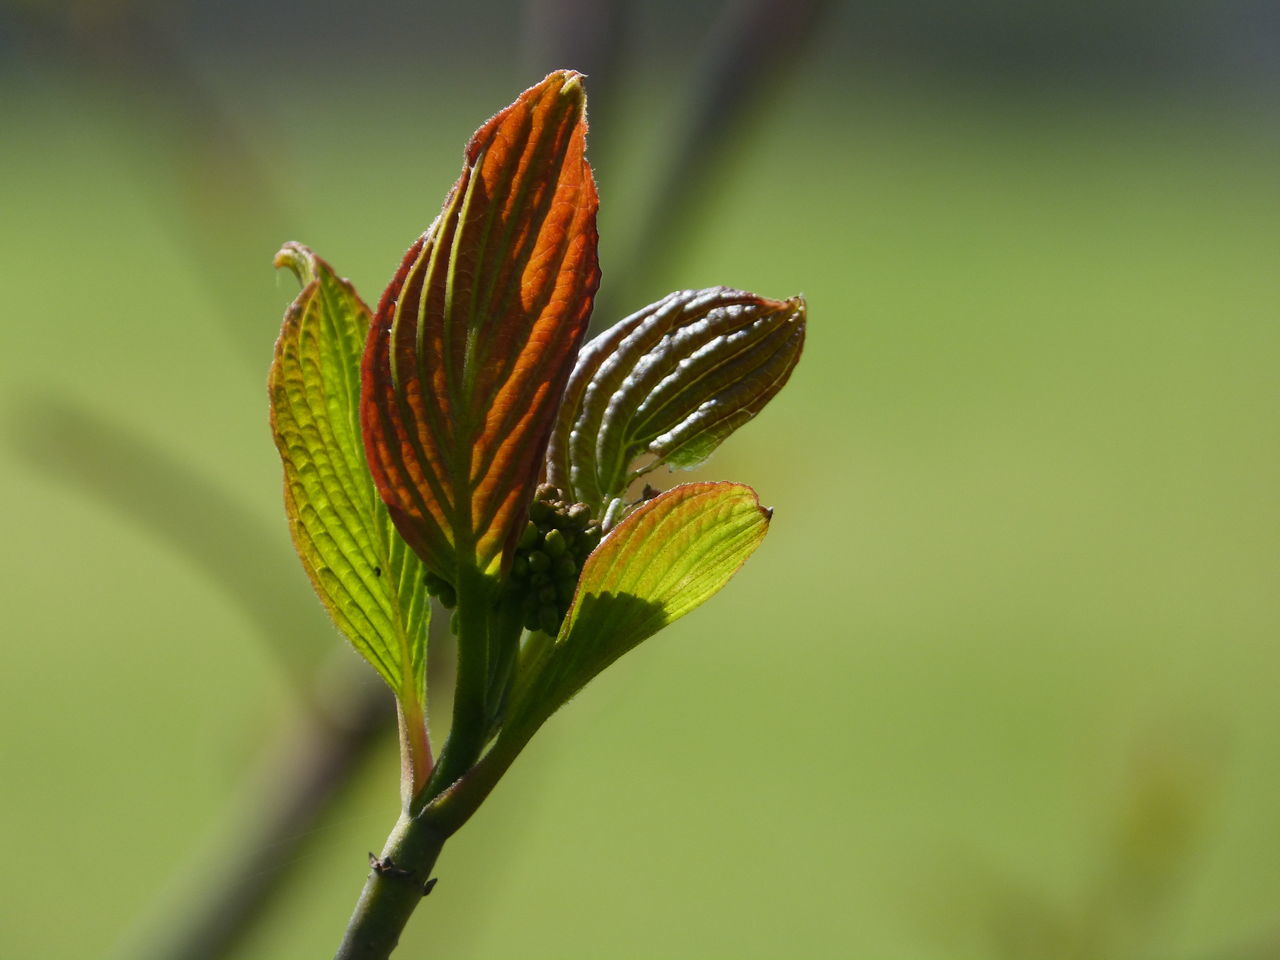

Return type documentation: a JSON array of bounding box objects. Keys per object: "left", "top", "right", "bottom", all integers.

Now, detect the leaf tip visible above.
[
  {"left": 556, "top": 69, "right": 586, "bottom": 102},
  {"left": 273, "top": 241, "right": 316, "bottom": 288},
  {"left": 769, "top": 292, "right": 806, "bottom": 331},
  {"left": 729, "top": 482, "right": 773, "bottom": 524}
]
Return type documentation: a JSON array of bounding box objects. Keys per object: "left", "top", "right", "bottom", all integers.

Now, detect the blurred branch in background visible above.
[
  {"left": 9, "top": 398, "right": 322, "bottom": 700},
  {"left": 520, "top": 0, "right": 627, "bottom": 137},
  {"left": 13, "top": 0, "right": 295, "bottom": 374},
  {"left": 597, "top": 0, "right": 832, "bottom": 328},
  {"left": 115, "top": 655, "right": 394, "bottom": 960},
  {"left": 5, "top": 393, "right": 462, "bottom": 960},
  {"left": 7, "top": 3, "right": 405, "bottom": 955},
  {"left": 6, "top": 397, "right": 411, "bottom": 958}
]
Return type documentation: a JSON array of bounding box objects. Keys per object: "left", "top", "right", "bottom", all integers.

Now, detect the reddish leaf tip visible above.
[
  {"left": 465, "top": 70, "right": 591, "bottom": 167},
  {"left": 768, "top": 292, "right": 806, "bottom": 319},
  {"left": 556, "top": 70, "right": 586, "bottom": 100}
]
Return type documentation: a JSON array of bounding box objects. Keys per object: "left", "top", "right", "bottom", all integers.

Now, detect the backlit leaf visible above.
[
  {"left": 511, "top": 481, "right": 771, "bottom": 732},
  {"left": 361, "top": 71, "right": 600, "bottom": 583},
  {"left": 546, "top": 288, "right": 804, "bottom": 517},
  {"left": 269, "top": 243, "right": 430, "bottom": 705},
  {"left": 426, "top": 481, "right": 772, "bottom": 831}
]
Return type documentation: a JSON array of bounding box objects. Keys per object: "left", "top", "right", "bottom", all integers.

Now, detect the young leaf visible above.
[
  {"left": 546, "top": 288, "right": 804, "bottom": 516},
  {"left": 361, "top": 70, "right": 600, "bottom": 583},
  {"left": 425, "top": 481, "right": 772, "bottom": 833},
  {"left": 269, "top": 243, "right": 430, "bottom": 712},
  {"left": 521, "top": 481, "right": 770, "bottom": 730}
]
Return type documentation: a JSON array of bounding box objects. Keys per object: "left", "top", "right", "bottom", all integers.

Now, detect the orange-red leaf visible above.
[{"left": 361, "top": 71, "right": 600, "bottom": 582}]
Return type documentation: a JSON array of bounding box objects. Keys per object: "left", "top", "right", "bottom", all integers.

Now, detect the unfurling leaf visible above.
[
  {"left": 269, "top": 243, "right": 430, "bottom": 708},
  {"left": 361, "top": 70, "right": 600, "bottom": 585},
  {"left": 546, "top": 288, "right": 804, "bottom": 516},
  {"left": 508, "top": 481, "right": 771, "bottom": 734}
]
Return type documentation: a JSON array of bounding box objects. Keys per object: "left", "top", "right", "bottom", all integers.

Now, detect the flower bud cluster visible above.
[{"left": 509, "top": 484, "right": 602, "bottom": 634}]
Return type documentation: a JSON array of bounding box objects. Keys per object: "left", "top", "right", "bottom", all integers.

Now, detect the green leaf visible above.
[
  {"left": 360, "top": 70, "right": 600, "bottom": 584},
  {"left": 424, "top": 481, "right": 772, "bottom": 832},
  {"left": 268, "top": 243, "right": 430, "bottom": 712},
  {"left": 546, "top": 288, "right": 804, "bottom": 517},
  {"left": 515, "top": 481, "right": 771, "bottom": 732}
]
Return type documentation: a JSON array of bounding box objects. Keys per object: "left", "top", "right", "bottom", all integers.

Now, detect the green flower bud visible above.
[
  {"left": 511, "top": 555, "right": 530, "bottom": 580},
  {"left": 528, "top": 550, "right": 551, "bottom": 574},
  {"left": 553, "top": 554, "right": 577, "bottom": 579},
  {"left": 544, "top": 528, "right": 568, "bottom": 558},
  {"left": 518, "top": 521, "right": 539, "bottom": 550}
]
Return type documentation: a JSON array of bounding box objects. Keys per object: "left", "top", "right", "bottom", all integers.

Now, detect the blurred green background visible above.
[{"left": 2, "top": 1, "right": 1278, "bottom": 957}]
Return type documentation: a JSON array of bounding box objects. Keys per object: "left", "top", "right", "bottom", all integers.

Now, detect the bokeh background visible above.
[{"left": 2, "top": 1, "right": 1278, "bottom": 957}]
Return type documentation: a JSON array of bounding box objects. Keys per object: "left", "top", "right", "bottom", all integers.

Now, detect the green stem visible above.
[
  {"left": 334, "top": 567, "right": 493, "bottom": 958},
  {"left": 333, "top": 628, "right": 553, "bottom": 957},
  {"left": 427, "top": 565, "right": 492, "bottom": 796},
  {"left": 483, "top": 603, "right": 528, "bottom": 738},
  {"left": 332, "top": 813, "right": 447, "bottom": 960}
]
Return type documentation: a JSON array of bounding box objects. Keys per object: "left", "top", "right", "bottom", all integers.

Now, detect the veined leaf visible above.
[
  {"left": 517, "top": 481, "right": 771, "bottom": 730},
  {"left": 546, "top": 288, "right": 804, "bottom": 517},
  {"left": 427, "top": 481, "right": 772, "bottom": 831},
  {"left": 361, "top": 70, "right": 600, "bottom": 583},
  {"left": 269, "top": 243, "right": 430, "bottom": 709}
]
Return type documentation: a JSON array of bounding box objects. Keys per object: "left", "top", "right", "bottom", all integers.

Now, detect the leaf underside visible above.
[
  {"left": 546, "top": 287, "right": 805, "bottom": 518},
  {"left": 361, "top": 70, "right": 601, "bottom": 583},
  {"left": 510, "top": 481, "right": 772, "bottom": 731},
  {"left": 269, "top": 243, "right": 430, "bottom": 703}
]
